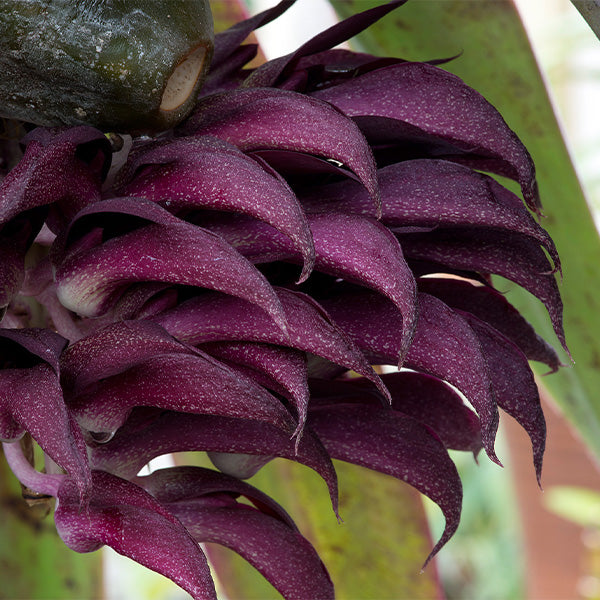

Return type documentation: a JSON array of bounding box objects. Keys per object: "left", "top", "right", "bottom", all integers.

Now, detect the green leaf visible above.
[{"left": 332, "top": 0, "right": 600, "bottom": 461}]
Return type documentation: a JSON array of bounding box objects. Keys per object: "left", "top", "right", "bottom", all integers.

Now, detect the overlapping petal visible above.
[
  {"left": 310, "top": 373, "right": 482, "bottom": 457},
  {"left": 0, "top": 0, "right": 569, "bottom": 595},
  {"left": 55, "top": 471, "right": 217, "bottom": 600},
  {"left": 52, "top": 198, "right": 288, "bottom": 332},
  {"left": 307, "top": 402, "right": 462, "bottom": 566},
  {"left": 302, "top": 159, "right": 559, "bottom": 270},
  {"left": 461, "top": 313, "right": 546, "bottom": 483},
  {"left": 201, "top": 341, "right": 310, "bottom": 437},
  {"left": 320, "top": 290, "right": 500, "bottom": 463},
  {"left": 114, "top": 135, "right": 315, "bottom": 281},
  {"left": 152, "top": 286, "right": 390, "bottom": 400},
  {"left": 61, "top": 322, "right": 295, "bottom": 435},
  {"left": 203, "top": 212, "right": 418, "bottom": 360},
  {"left": 180, "top": 87, "right": 380, "bottom": 215},
  {"left": 89, "top": 409, "right": 339, "bottom": 514},
  {"left": 312, "top": 62, "right": 541, "bottom": 212},
  {"left": 397, "top": 227, "right": 567, "bottom": 353},
  {"left": 0, "top": 328, "right": 90, "bottom": 498},
  {"left": 138, "top": 466, "right": 334, "bottom": 600},
  {"left": 245, "top": 0, "right": 408, "bottom": 88},
  {"left": 419, "top": 277, "right": 562, "bottom": 371}
]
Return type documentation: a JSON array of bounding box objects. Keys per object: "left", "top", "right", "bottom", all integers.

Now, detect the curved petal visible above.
[
  {"left": 320, "top": 290, "right": 500, "bottom": 463},
  {"left": 312, "top": 62, "right": 540, "bottom": 212},
  {"left": 201, "top": 341, "right": 309, "bottom": 437},
  {"left": 0, "top": 126, "right": 110, "bottom": 228},
  {"left": 308, "top": 403, "right": 462, "bottom": 567},
  {"left": 53, "top": 199, "right": 287, "bottom": 332},
  {"left": 152, "top": 287, "right": 389, "bottom": 401},
  {"left": 67, "top": 349, "right": 295, "bottom": 435},
  {"left": 202, "top": 212, "right": 418, "bottom": 360},
  {"left": 181, "top": 88, "right": 380, "bottom": 215},
  {"left": 0, "top": 328, "right": 90, "bottom": 499},
  {"left": 418, "top": 277, "right": 561, "bottom": 372},
  {"left": 461, "top": 312, "right": 546, "bottom": 484},
  {"left": 397, "top": 227, "right": 567, "bottom": 354},
  {"left": 138, "top": 467, "right": 334, "bottom": 598},
  {"left": 115, "top": 136, "right": 315, "bottom": 281},
  {"left": 180, "top": 505, "right": 334, "bottom": 600},
  {"left": 55, "top": 471, "right": 216, "bottom": 600},
  {"left": 89, "top": 410, "right": 339, "bottom": 515}
]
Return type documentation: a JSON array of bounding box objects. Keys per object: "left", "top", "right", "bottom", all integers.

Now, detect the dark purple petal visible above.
[
  {"left": 245, "top": 0, "right": 408, "bottom": 87},
  {"left": 53, "top": 198, "right": 288, "bottom": 332},
  {"left": 0, "top": 224, "right": 29, "bottom": 310},
  {"left": 312, "top": 62, "right": 540, "bottom": 212},
  {"left": 308, "top": 213, "right": 417, "bottom": 361},
  {"left": 0, "top": 328, "right": 90, "bottom": 499},
  {"left": 397, "top": 227, "right": 567, "bottom": 354},
  {"left": 201, "top": 212, "right": 417, "bottom": 359},
  {"left": 302, "top": 159, "right": 559, "bottom": 270},
  {"left": 201, "top": 341, "right": 309, "bottom": 437},
  {"left": 60, "top": 320, "right": 190, "bottom": 393},
  {"left": 183, "top": 506, "right": 334, "bottom": 599},
  {"left": 310, "top": 373, "right": 482, "bottom": 457},
  {"left": 210, "top": 0, "right": 296, "bottom": 68},
  {"left": 152, "top": 287, "right": 389, "bottom": 401},
  {"left": 115, "top": 136, "right": 315, "bottom": 281},
  {"left": 308, "top": 403, "right": 462, "bottom": 566},
  {"left": 137, "top": 466, "right": 297, "bottom": 528},
  {"left": 139, "top": 467, "right": 334, "bottom": 600},
  {"left": 461, "top": 312, "right": 546, "bottom": 484},
  {"left": 55, "top": 471, "right": 216, "bottom": 600},
  {"left": 89, "top": 410, "right": 339, "bottom": 515},
  {"left": 418, "top": 277, "right": 562, "bottom": 372},
  {"left": 180, "top": 88, "right": 380, "bottom": 215},
  {"left": 0, "top": 127, "right": 110, "bottom": 229},
  {"left": 321, "top": 290, "right": 500, "bottom": 463},
  {"left": 251, "top": 148, "right": 365, "bottom": 184},
  {"left": 67, "top": 348, "right": 295, "bottom": 435}
]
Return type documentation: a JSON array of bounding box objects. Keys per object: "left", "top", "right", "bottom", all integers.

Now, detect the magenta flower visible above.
[{"left": 0, "top": 1, "right": 567, "bottom": 598}]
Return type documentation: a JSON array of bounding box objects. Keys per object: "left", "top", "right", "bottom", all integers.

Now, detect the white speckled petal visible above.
[
  {"left": 0, "top": 328, "right": 90, "bottom": 499},
  {"left": 115, "top": 135, "right": 315, "bottom": 281},
  {"left": 53, "top": 198, "right": 288, "bottom": 333},
  {"left": 181, "top": 87, "right": 380, "bottom": 216},
  {"left": 321, "top": 290, "right": 500, "bottom": 463},
  {"left": 89, "top": 410, "right": 339, "bottom": 515},
  {"left": 152, "top": 287, "right": 389, "bottom": 401},
  {"left": 55, "top": 471, "right": 216, "bottom": 600},
  {"left": 312, "top": 62, "right": 540, "bottom": 212},
  {"left": 138, "top": 466, "right": 334, "bottom": 600},
  {"left": 308, "top": 402, "right": 462, "bottom": 568}
]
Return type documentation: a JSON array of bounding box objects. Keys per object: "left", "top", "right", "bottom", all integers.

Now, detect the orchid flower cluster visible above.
[{"left": 0, "top": 1, "right": 567, "bottom": 598}]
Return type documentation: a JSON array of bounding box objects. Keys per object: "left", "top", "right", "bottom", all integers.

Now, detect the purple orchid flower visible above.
[{"left": 0, "top": 1, "right": 569, "bottom": 598}]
